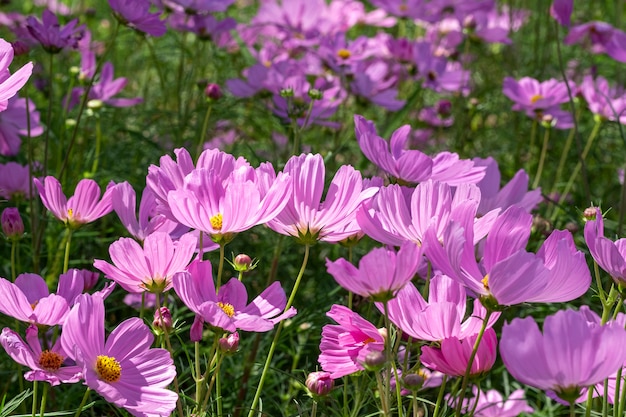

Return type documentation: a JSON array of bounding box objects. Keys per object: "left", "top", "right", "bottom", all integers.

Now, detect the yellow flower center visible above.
[
  {"left": 337, "top": 49, "right": 351, "bottom": 59},
  {"left": 210, "top": 213, "right": 223, "bottom": 231},
  {"left": 399, "top": 3, "right": 408, "bottom": 11},
  {"left": 38, "top": 350, "right": 64, "bottom": 371},
  {"left": 67, "top": 208, "right": 74, "bottom": 219},
  {"left": 96, "top": 355, "right": 121, "bottom": 383},
  {"left": 362, "top": 337, "right": 376, "bottom": 344},
  {"left": 217, "top": 302, "right": 235, "bottom": 317},
  {"left": 481, "top": 275, "right": 490, "bottom": 290},
  {"left": 530, "top": 94, "right": 543, "bottom": 104}
]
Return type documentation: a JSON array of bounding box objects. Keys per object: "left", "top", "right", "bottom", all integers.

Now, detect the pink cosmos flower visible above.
[
  {"left": 326, "top": 241, "right": 421, "bottom": 301},
  {"left": 500, "top": 308, "right": 626, "bottom": 404},
  {"left": 473, "top": 156, "right": 542, "bottom": 216},
  {"left": 0, "top": 96, "right": 43, "bottom": 156},
  {"left": 318, "top": 304, "right": 385, "bottom": 379},
  {"left": 564, "top": 21, "right": 616, "bottom": 55},
  {"left": 382, "top": 274, "right": 499, "bottom": 342},
  {"left": 0, "top": 325, "right": 81, "bottom": 386},
  {"left": 25, "top": 9, "right": 84, "bottom": 53},
  {"left": 173, "top": 260, "right": 297, "bottom": 337},
  {"left": 0, "top": 38, "right": 33, "bottom": 112},
  {"left": 420, "top": 327, "right": 497, "bottom": 377},
  {"left": 357, "top": 180, "right": 497, "bottom": 247},
  {"left": 425, "top": 205, "right": 591, "bottom": 307},
  {"left": 167, "top": 161, "right": 291, "bottom": 244},
  {"left": 584, "top": 207, "right": 626, "bottom": 284},
  {"left": 354, "top": 115, "right": 433, "bottom": 184},
  {"left": 109, "top": 0, "right": 167, "bottom": 37},
  {"left": 60, "top": 294, "right": 178, "bottom": 417},
  {"left": 34, "top": 176, "right": 114, "bottom": 228},
  {"left": 0, "top": 273, "right": 70, "bottom": 326},
  {"left": 579, "top": 75, "right": 626, "bottom": 124},
  {"left": 162, "top": 0, "right": 234, "bottom": 14},
  {"left": 94, "top": 231, "right": 197, "bottom": 293},
  {"left": 429, "top": 152, "right": 486, "bottom": 185},
  {"left": 267, "top": 153, "right": 377, "bottom": 244},
  {"left": 0, "top": 161, "right": 37, "bottom": 200},
  {"left": 451, "top": 387, "right": 534, "bottom": 417}
]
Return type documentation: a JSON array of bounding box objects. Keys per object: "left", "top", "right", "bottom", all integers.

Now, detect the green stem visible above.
[
  {"left": 216, "top": 243, "right": 225, "bottom": 290},
  {"left": 527, "top": 119, "right": 538, "bottom": 174},
  {"left": 618, "top": 365, "right": 626, "bottom": 417},
  {"left": 63, "top": 228, "right": 73, "bottom": 274},
  {"left": 201, "top": 336, "right": 223, "bottom": 412},
  {"left": 195, "top": 341, "right": 203, "bottom": 408},
  {"left": 246, "top": 244, "right": 310, "bottom": 417},
  {"left": 551, "top": 114, "right": 578, "bottom": 196},
  {"left": 532, "top": 126, "right": 551, "bottom": 189},
  {"left": 43, "top": 53, "right": 54, "bottom": 177},
  {"left": 383, "top": 301, "right": 402, "bottom": 417},
  {"left": 454, "top": 310, "right": 492, "bottom": 417},
  {"left": 32, "top": 381, "right": 38, "bottom": 417},
  {"left": 375, "top": 371, "right": 391, "bottom": 417},
  {"left": 311, "top": 400, "right": 318, "bottom": 417},
  {"left": 196, "top": 103, "right": 212, "bottom": 159},
  {"left": 89, "top": 116, "right": 102, "bottom": 176},
  {"left": 614, "top": 368, "right": 623, "bottom": 417},
  {"left": 38, "top": 383, "right": 48, "bottom": 417},
  {"left": 73, "top": 388, "right": 90, "bottom": 417},
  {"left": 432, "top": 376, "right": 447, "bottom": 417},
  {"left": 216, "top": 348, "right": 223, "bottom": 417}
]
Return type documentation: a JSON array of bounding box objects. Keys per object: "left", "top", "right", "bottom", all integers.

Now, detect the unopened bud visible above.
[
  {"left": 308, "top": 88, "right": 322, "bottom": 100},
  {"left": 280, "top": 87, "right": 294, "bottom": 98},
  {"left": 2, "top": 208, "right": 24, "bottom": 239},
  {"left": 402, "top": 372, "right": 425, "bottom": 390},
  {"left": 583, "top": 207, "right": 598, "bottom": 221},
  {"left": 231, "top": 253, "right": 258, "bottom": 273},
  {"left": 205, "top": 83, "right": 222, "bottom": 100},
  {"left": 436, "top": 99, "right": 452, "bottom": 116},
  {"left": 219, "top": 332, "right": 239, "bottom": 354},
  {"left": 363, "top": 350, "right": 386, "bottom": 371},
  {"left": 87, "top": 99, "right": 103, "bottom": 110},
  {"left": 306, "top": 371, "right": 334, "bottom": 396},
  {"left": 153, "top": 306, "right": 172, "bottom": 331}
]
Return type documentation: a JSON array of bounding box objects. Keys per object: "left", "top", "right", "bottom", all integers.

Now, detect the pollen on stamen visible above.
[
  {"left": 217, "top": 301, "right": 235, "bottom": 317},
  {"left": 210, "top": 213, "right": 223, "bottom": 231},
  {"left": 67, "top": 208, "right": 74, "bottom": 219},
  {"left": 337, "top": 48, "right": 351, "bottom": 60},
  {"left": 481, "top": 275, "right": 490, "bottom": 290},
  {"left": 96, "top": 355, "right": 121, "bottom": 383},
  {"left": 530, "top": 94, "right": 543, "bottom": 104},
  {"left": 38, "top": 350, "right": 64, "bottom": 371}
]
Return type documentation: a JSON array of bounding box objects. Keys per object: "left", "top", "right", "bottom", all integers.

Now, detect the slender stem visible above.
[
  {"left": 246, "top": 244, "right": 311, "bottom": 417},
  {"left": 311, "top": 400, "right": 318, "bottom": 417},
  {"left": 532, "top": 126, "right": 551, "bottom": 189},
  {"left": 454, "top": 310, "right": 492, "bottom": 417},
  {"left": 383, "top": 301, "right": 402, "bottom": 417},
  {"left": 10, "top": 240, "right": 17, "bottom": 281},
  {"left": 89, "top": 116, "right": 102, "bottom": 176},
  {"left": 618, "top": 366, "right": 626, "bottom": 417},
  {"left": 527, "top": 119, "right": 537, "bottom": 174},
  {"left": 202, "top": 343, "right": 224, "bottom": 412},
  {"left": 38, "top": 383, "right": 48, "bottom": 417},
  {"left": 432, "top": 376, "right": 448, "bottom": 417},
  {"left": 196, "top": 103, "right": 213, "bottom": 159},
  {"left": 375, "top": 371, "right": 391, "bottom": 417},
  {"left": 43, "top": 53, "right": 54, "bottom": 177},
  {"left": 73, "top": 388, "right": 90, "bottom": 417},
  {"left": 216, "top": 243, "right": 225, "bottom": 290},
  {"left": 195, "top": 341, "right": 204, "bottom": 408},
  {"left": 63, "top": 228, "right": 73, "bottom": 274},
  {"left": 216, "top": 348, "right": 223, "bottom": 417},
  {"left": 551, "top": 116, "right": 578, "bottom": 196},
  {"left": 571, "top": 402, "right": 576, "bottom": 417},
  {"left": 32, "top": 381, "right": 38, "bottom": 417},
  {"left": 614, "top": 368, "right": 623, "bottom": 417}
]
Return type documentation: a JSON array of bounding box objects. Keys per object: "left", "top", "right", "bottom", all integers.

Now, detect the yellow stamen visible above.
[
  {"left": 38, "top": 350, "right": 64, "bottom": 371},
  {"left": 67, "top": 208, "right": 74, "bottom": 219},
  {"left": 481, "top": 275, "right": 490, "bottom": 290},
  {"left": 96, "top": 355, "right": 121, "bottom": 383},
  {"left": 530, "top": 94, "right": 543, "bottom": 104},
  {"left": 218, "top": 302, "right": 235, "bottom": 317},
  {"left": 362, "top": 337, "right": 376, "bottom": 344},
  {"left": 210, "top": 213, "right": 223, "bottom": 231},
  {"left": 337, "top": 49, "right": 351, "bottom": 60}
]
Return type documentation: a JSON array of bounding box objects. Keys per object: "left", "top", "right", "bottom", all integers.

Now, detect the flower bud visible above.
[
  {"left": 583, "top": 207, "right": 598, "bottom": 221},
  {"left": 219, "top": 332, "right": 239, "bottom": 354},
  {"left": 306, "top": 371, "right": 334, "bottom": 396},
  {"left": 363, "top": 351, "right": 386, "bottom": 371},
  {"left": 231, "top": 253, "right": 258, "bottom": 273},
  {"left": 205, "top": 83, "right": 222, "bottom": 100},
  {"left": 280, "top": 87, "right": 294, "bottom": 98},
  {"left": 153, "top": 306, "right": 172, "bottom": 331},
  {"left": 11, "top": 40, "right": 30, "bottom": 56},
  {"left": 2, "top": 208, "right": 24, "bottom": 239},
  {"left": 308, "top": 88, "right": 322, "bottom": 100},
  {"left": 402, "top": 372, "right": 425, "bottom": 390},
  {"left": 87, "top": 99, "right": 104, "bottom": 110},
  {"left": 436, "top": 99, "right": 452, "bottom": 116}
]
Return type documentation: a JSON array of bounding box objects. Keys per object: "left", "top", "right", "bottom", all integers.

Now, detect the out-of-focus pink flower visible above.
[
  {"left": 500, "top": 308, "right": 626, "bottom": 404},
  {"left": 0, "top": 38, "right": 33, "bottom": 112},
  {"left": 579, "top": 75, "right": 626, "bottom": 123},
  {"left": 0, "top": 325, "right": 81, "bottom": 386},
  {"left": 1, "top": 207, "right": 24, "bottom": 239},
  {"left": 68, "top": 62, "right": 143, "bottom": 110},
  {"left": 318, "top": 304, "right": 385, "bottom": 379},
  {"left": 173, "top": 260, "right": 297, "bottom": 335},
  {"left": 109, "top": 0, "right": 167, "bottom": 37},
  {"left": 564, "top": 21, "right": 616, "bottom": 54},
  {"left": 502, "top": 76, "right": 570, "bottom": 112},
  {"left": 168, "top": 12, "right": 236, "bottom": 42},
  {"left": 421, "top": 328, "right": 497, "bottom": 377},
  {"left": 326, "top": 241, "right": 421, "bottom": 301},
  {"left": 550, "top": 0, "right": 573, "bottom": 27},
  {"left": 0, "top": 162, "right": 37, "bottom": 200},
  {"left": 61, "top": 294, "right": 178, "bottom": 416},
  {"left": 450, "top": 386, "right": 534, "bottom": 417},
  {"left": 267, "top": 153, "right": 377, "bottom": 244},
  {"left": 25, "top": 9, "right": 84, "bottom": 53},
  {"left": 0, "top": 96, "right": 43, "bottom": 156},
  {"left": 34, "top": 176, "right": 114, "bottom": 228},
  {"left": 162, "top": 0, "right": 234, "bottom": 14},
  {"left": 94, "top": 231, "right": 197, "bottom": 293}
]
